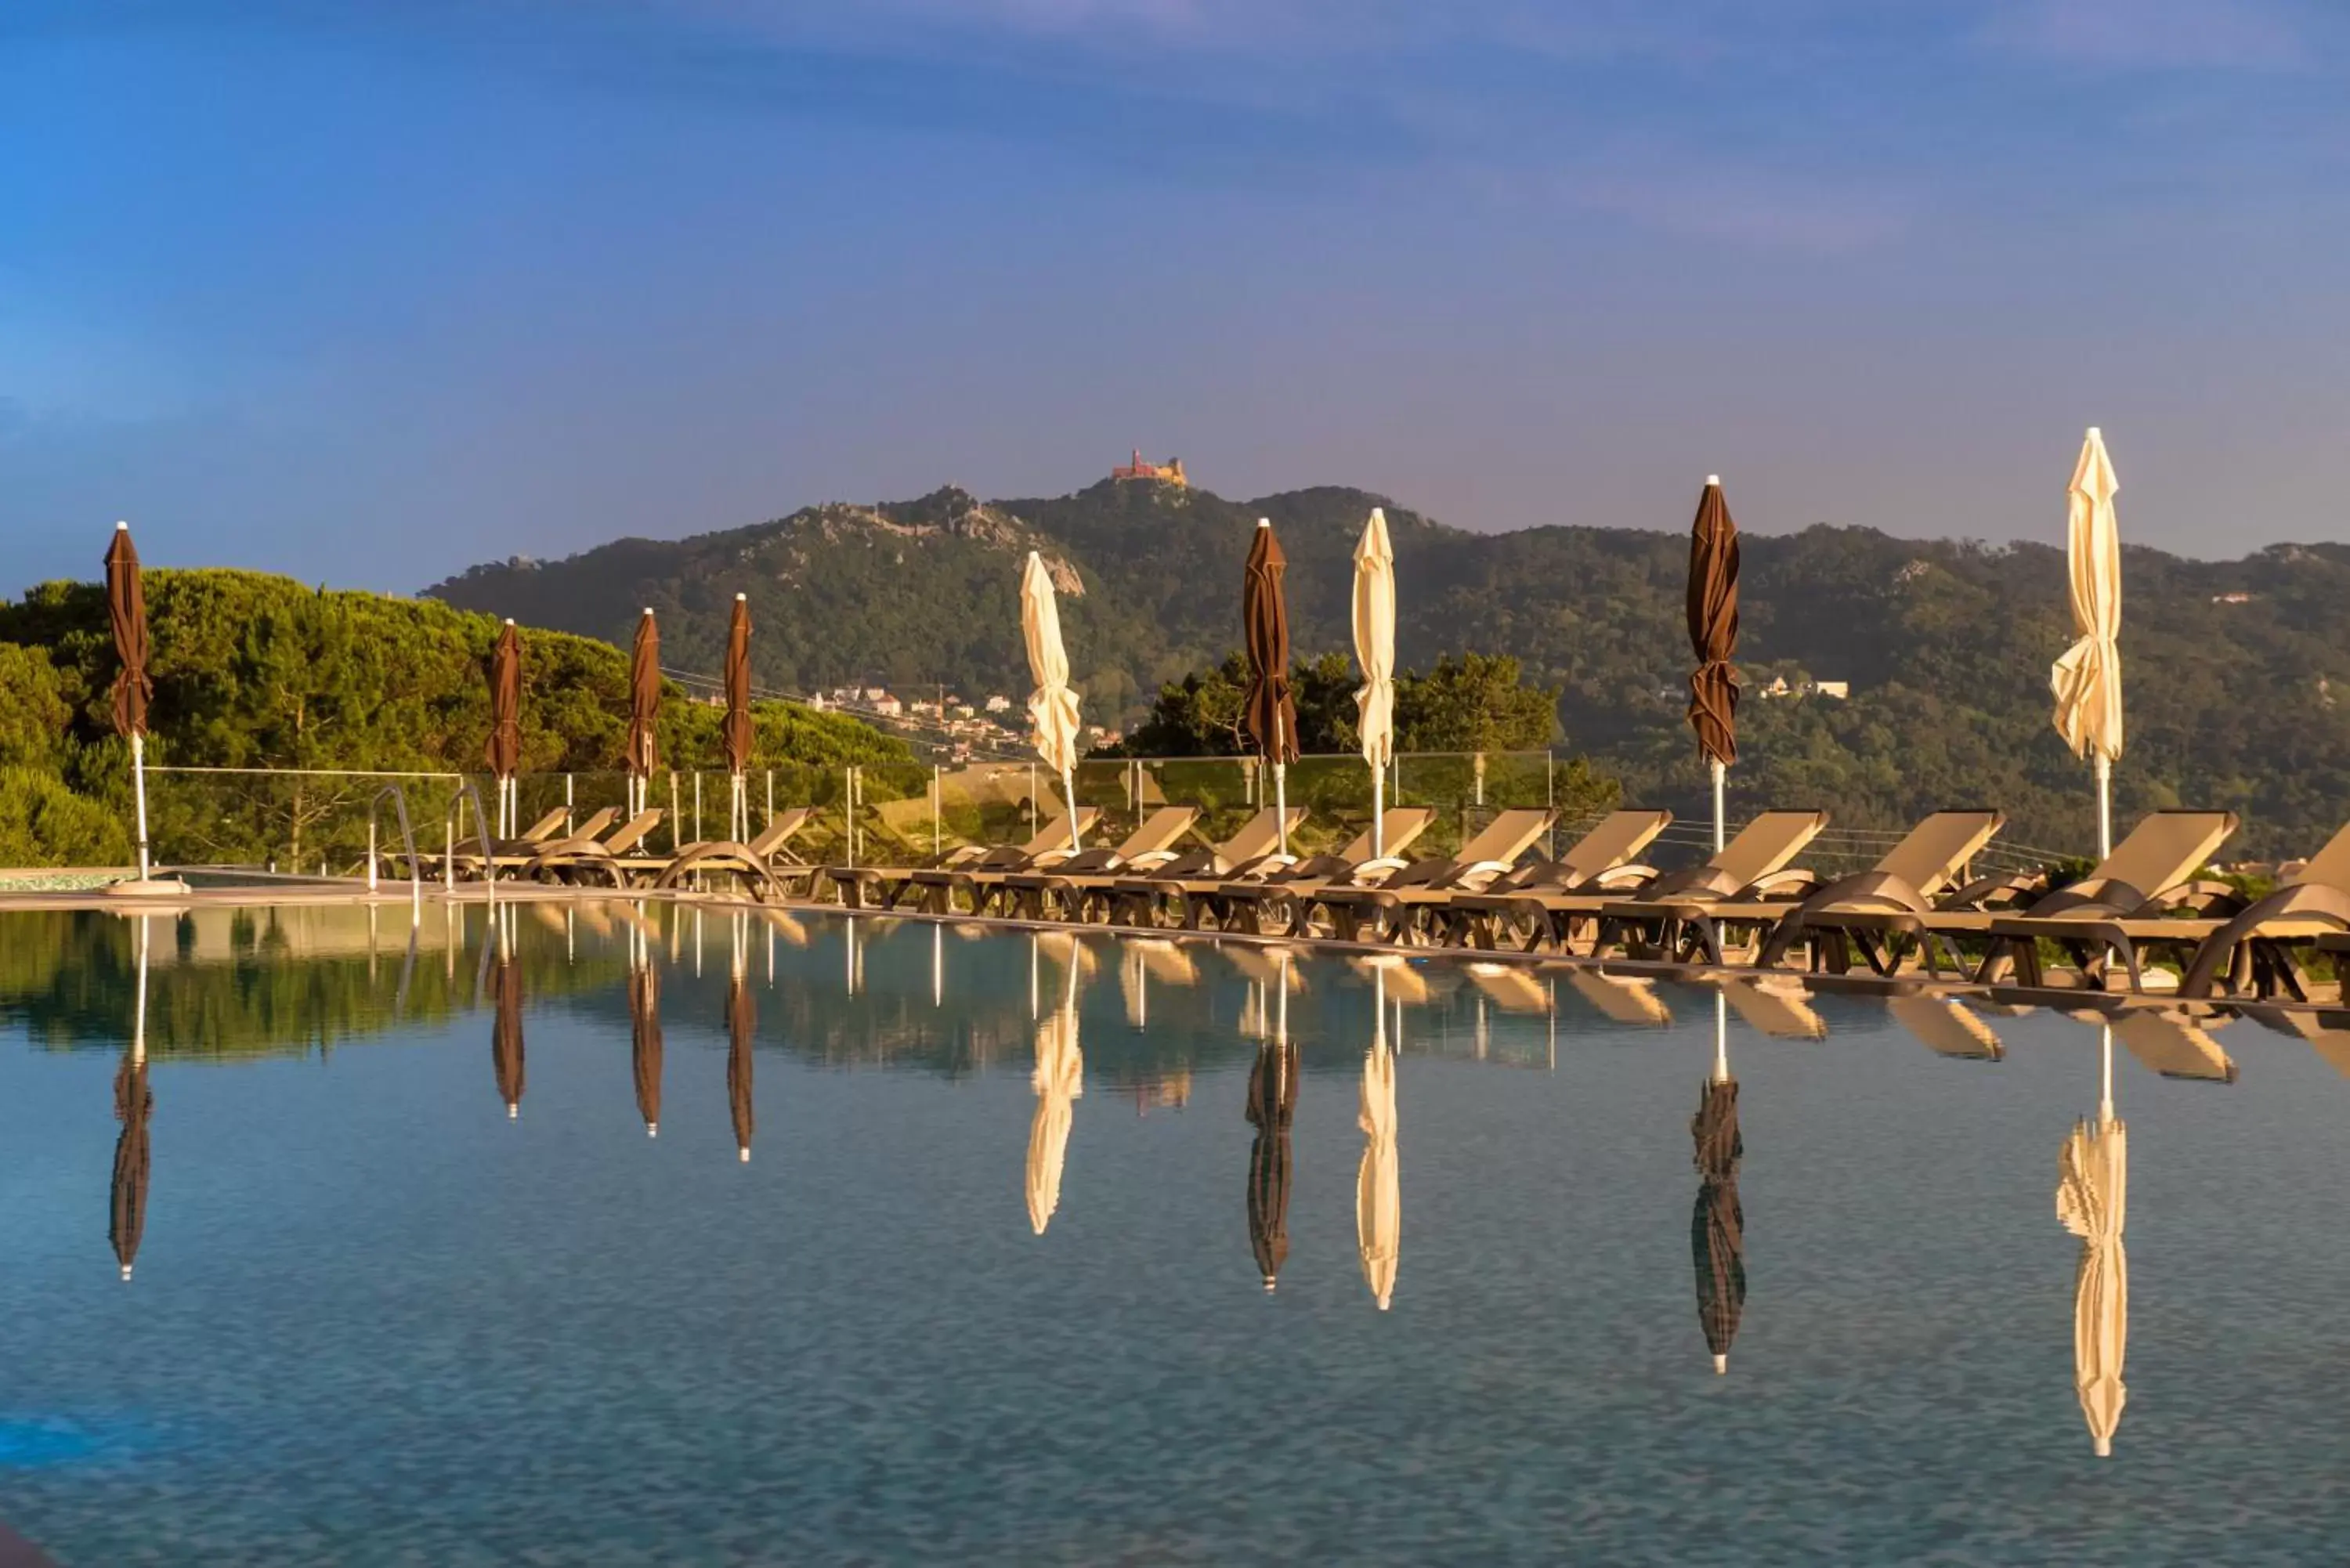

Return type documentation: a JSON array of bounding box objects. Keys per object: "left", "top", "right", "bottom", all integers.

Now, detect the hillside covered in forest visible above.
[
  {"left": 0, "top": 570, "right": 906, "bottom": 866},
  {"left": 426, "top": 476, "right": 2350, "bottom": 859}
]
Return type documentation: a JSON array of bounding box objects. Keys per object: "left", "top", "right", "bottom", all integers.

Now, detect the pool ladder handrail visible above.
[{"left": 364, "top": 783, "right": 425, "bottom": 922}]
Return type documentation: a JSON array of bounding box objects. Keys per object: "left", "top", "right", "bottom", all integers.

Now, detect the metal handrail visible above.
[
  {"left": 365, "top": 783, "right": 425, "bottom": 920},
  {"left": 445, "top": 779, "right": 498, "bottom": 893}
]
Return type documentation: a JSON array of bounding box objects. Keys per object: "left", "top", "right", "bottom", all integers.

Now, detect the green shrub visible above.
[{"left": 0, "top": 767, "right": 134, "bottom": 867}]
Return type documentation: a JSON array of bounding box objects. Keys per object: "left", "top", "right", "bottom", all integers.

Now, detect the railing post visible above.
[
  {"left": 693, "top": 771, "right": 703, "bottom": 844},
  {"left": 367, "top": 818, "right": 378, "bottom": 891},
  {"left": 565, "top": 772, "right": 574, "bottom": 835}
]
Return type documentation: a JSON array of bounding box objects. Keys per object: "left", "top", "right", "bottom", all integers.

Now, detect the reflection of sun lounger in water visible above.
[{"left": 1886, "top": 995, "right": 2004, "bottom": 1060}]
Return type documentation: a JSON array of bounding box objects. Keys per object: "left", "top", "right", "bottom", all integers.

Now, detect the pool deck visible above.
[{"left": 0, "top": 865, "right": 2334, "bottom": 1024}]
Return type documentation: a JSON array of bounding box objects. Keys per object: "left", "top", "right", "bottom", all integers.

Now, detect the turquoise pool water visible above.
[{"left": 5, "top": 903, "right": 2350, "bottom": 1565}]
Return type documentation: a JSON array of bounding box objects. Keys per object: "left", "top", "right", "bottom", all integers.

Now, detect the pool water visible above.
[{"left": 5, "top": 902, "right": 2350, "bottom": 1566}]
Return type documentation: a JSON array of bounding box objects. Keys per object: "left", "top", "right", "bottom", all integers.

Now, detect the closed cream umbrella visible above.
[
  {"left": 1021, "top": 551, "right": 1084, "bottom": 851},
  {"left": 2052, "top": 428, "right": 2124, "bottom": 858},
  {"left": 1026, "top": 952, "right": 1084, "bottom": 1234},
  {"left": 1357, "top": 968, "right": 1400, "bottom": 1310},
  {"left": 1352, "top": 508, "right": 1398, "bottom": 857},
  {"left": 2056, "top": 1107, "right": 2128, "bottom": 1456}
]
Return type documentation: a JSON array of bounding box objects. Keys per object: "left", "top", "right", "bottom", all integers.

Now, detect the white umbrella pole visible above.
[
  {"left": 2094, "top": 753, "right": 2113, "bottom": 861},
  {"left": 1062, "top": 766, "right": 1080, "bottom": 851},
  {"left": 1275, "top": 763, "right": 1289, "bottom": 855},
  {"left": 133, "top": 915, "right": 149, "bottom": 1068},
  {"left": 1372, "top": 762, "right": 1384, "bottom": 858},
  {"left": 132, "top": 734, "right": 151, "bottom": 882},
  {"left": 1711, "top": 759, "right": 1726, "bottom": 854}
]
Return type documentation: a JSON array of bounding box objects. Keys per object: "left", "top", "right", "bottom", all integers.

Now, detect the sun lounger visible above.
[
  {"left": 2155, "top": 822, "right": 2350, "bottom": 1001},
  {"left": 609, "top": 808, "right": 816, "bottom": 897},
  {"left": 1432, "top": 808, "right": 1677, "bottom": 948},
  {"left": 1958, "top": 811, "right": 2241, "bottom": 993},
  {"left": 1292, "top": 808, "right": 1560, "bottom": 944},
  {"left": 433, "top": 805, "right": 616, "bottom": 880},
  {"left": 992, "top": 806, "right": 1202, "bottom": 919},
  {"left": 830, "top": 810, "right": 1098, "bottom": 912},
  {"left": 1679, "top": 809, "right": 2014, "bottom": 975},
  {"left": 519, "top": 810, "right": 668, "bottom": 885},
  {"left": 1097, "top": 808, "right": 1307, "bottom": 927},
  {"left": 1167, "top": 808, "right": 1440, "bottom": 934},
  {"left": 1481, "top": 810, "right": 1829, "bottom": 956}
]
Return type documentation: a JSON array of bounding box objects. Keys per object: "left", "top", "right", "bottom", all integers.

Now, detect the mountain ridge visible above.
[{"left": 425, "top": 476, "right": 2350, "bottom": 858}]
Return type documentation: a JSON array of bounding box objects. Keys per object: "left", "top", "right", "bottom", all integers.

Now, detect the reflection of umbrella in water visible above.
[
  {"left": 629, "top": 955, "right": 663, "bottom": 1137},
  {"left": 2057, "top": 1106, "right": 2128, "bottom": 1456},
  {"left": 1358, "top": 970, "right": 1401, "bottom": 1310},
  {"left": 1246, "top": 1037, "right": 1297, "bottom": 1291},
  {"left": 727, "top": 948, "right": 757, "bottom": 1163},
  {"left": 1691, "top": 1074, "right": 1745, "bottom": 1374},
  {"left": 111, "top": 1053, "right": 153, "bottom": 1282},
  {"left": 1027, "top": 956, "right": 1084, "bottom": 1234},
  {"left": 491, "top": 938, "right": 526, "bottom": 1118},
  {"left": 111, "top": 913, "right": 155, "bottom": 1281}
]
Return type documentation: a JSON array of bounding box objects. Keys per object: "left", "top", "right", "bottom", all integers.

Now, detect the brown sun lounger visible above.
[
  {"left": 1097, "top": 808, "right": 1307, "bottom": 927},
  {"left": 1167, "top": 808, "right": 1441, "bottom": 934},
  {"left": 613, "top": 807, "right": 818, "bottom": 897},
  {"left": 831, "top": 810, "right": 1098, "bottom": 912},
  {"left": 435, "top": 805, "right": 616, "bottom": 880},
  {"left": 518, "top": 810, "right": 668, "bottom": 885},
  {"left": 1432, "top": 808, "right": 1677, "bottom": 947},
  {"left": 992, "top": 806, "right": 1202, "bottom": 919},
  {"left": 1294, "top": 807, "right": 1560, "bottom": 944},
  {"left": 1701, "top": 809, "right": 2016, "bottom": 975},
  {"left": 2159, "top": 822, "right": 2350, "bottom": 1001},
  {"left": 1961, "top": 811, "right": 2241, "bottom": 993},
  {"left": 1483, "top": 810, "right": 1829, "bottom": 956}
]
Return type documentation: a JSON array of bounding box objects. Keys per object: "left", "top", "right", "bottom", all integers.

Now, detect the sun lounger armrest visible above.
[
  {"left": 1585, "top": 864, "right": 1658, "bottom": 891},
  {"left": 2143, "top": 879, "right": 2244, "bottom": 917},
  {"left": 1743, "top": 868, "right": 1818, "bottom": 900},
  {"left": 1941, "top": 872, "right": 2041, "bottom": 910},
  {"left": 1449, "top": 859, "right": 1517, "bottom": 891},
  {"left": 1123, "top": 848, "right": 1183, "bottom": 871}
]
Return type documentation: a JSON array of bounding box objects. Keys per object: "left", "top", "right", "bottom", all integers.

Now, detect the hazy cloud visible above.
[{"left": 1981, "top": 0, "right": 2312, "bottom": 70}]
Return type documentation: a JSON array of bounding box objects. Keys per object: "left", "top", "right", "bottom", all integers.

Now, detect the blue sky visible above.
[{"left": 3, "top": 0, "right": 2345, "bottom": 590}]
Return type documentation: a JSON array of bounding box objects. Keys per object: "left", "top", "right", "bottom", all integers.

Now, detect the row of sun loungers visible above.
[{"left": 448, "top": 789, "right": 2350, "bottom": 1006}]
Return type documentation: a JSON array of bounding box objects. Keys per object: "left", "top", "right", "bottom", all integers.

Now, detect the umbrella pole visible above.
[
  {"left": 1275, "top": 763, "right": 1289, "bottom": 856},
  {"left": 132, "top": 733, "right": 151, "bottom": 882},
  {"left": 1062, "top": 766, "right": 1079, "bottom": 851},
  {"left": 2096, "top": 757, "right": 2115, "bottom": 865},
  {"left": 1711, "top": 760, "right": 1726, "bottom": 854},
  {"left": 1372, "top": 761, "right": 1384, "bottom": 858}
]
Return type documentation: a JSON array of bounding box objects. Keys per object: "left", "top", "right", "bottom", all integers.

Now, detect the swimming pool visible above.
[{"left": 4, "top": 901, "right": 2347, "bottom": 1565}]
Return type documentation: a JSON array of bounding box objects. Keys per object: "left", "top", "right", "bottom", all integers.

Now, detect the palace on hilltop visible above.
[{"left": 1112, "top": 450, "right": 1187, "bottom": 486}]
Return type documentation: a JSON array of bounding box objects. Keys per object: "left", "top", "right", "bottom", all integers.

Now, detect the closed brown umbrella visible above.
[
  {"left": 1685, "top": 478, "right": 1741, "bottom": 851},
  {"left": 485, "top": 620, "right": 524, "bottom": 840},
  {"left": 491, "top": 942, "right": 526, "bottom": 1118},
  {"left": 630, "top": 958, "right": 663, "bottom": 1137},
  {"left": 722, "top": 593, "right": 754, "bottom": 841},
  {"left": 627, "top": 608, "right": 661, "bottom": 819},
  {"left": 1242, "top": 519, "right": 1300, "bottom": 855},
  {"left": 1245, "top": 1038, "right": 1297, "bottom": 1291},
  {"left": 110, "top": 1051, "right": 153, "bottom": 1281},
  {"left": 105, "top": 522, "right": 156, "bottom": 881},
  {"left": 1691, "top": 1074, "right": 1746, "bottom": 1374}
]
